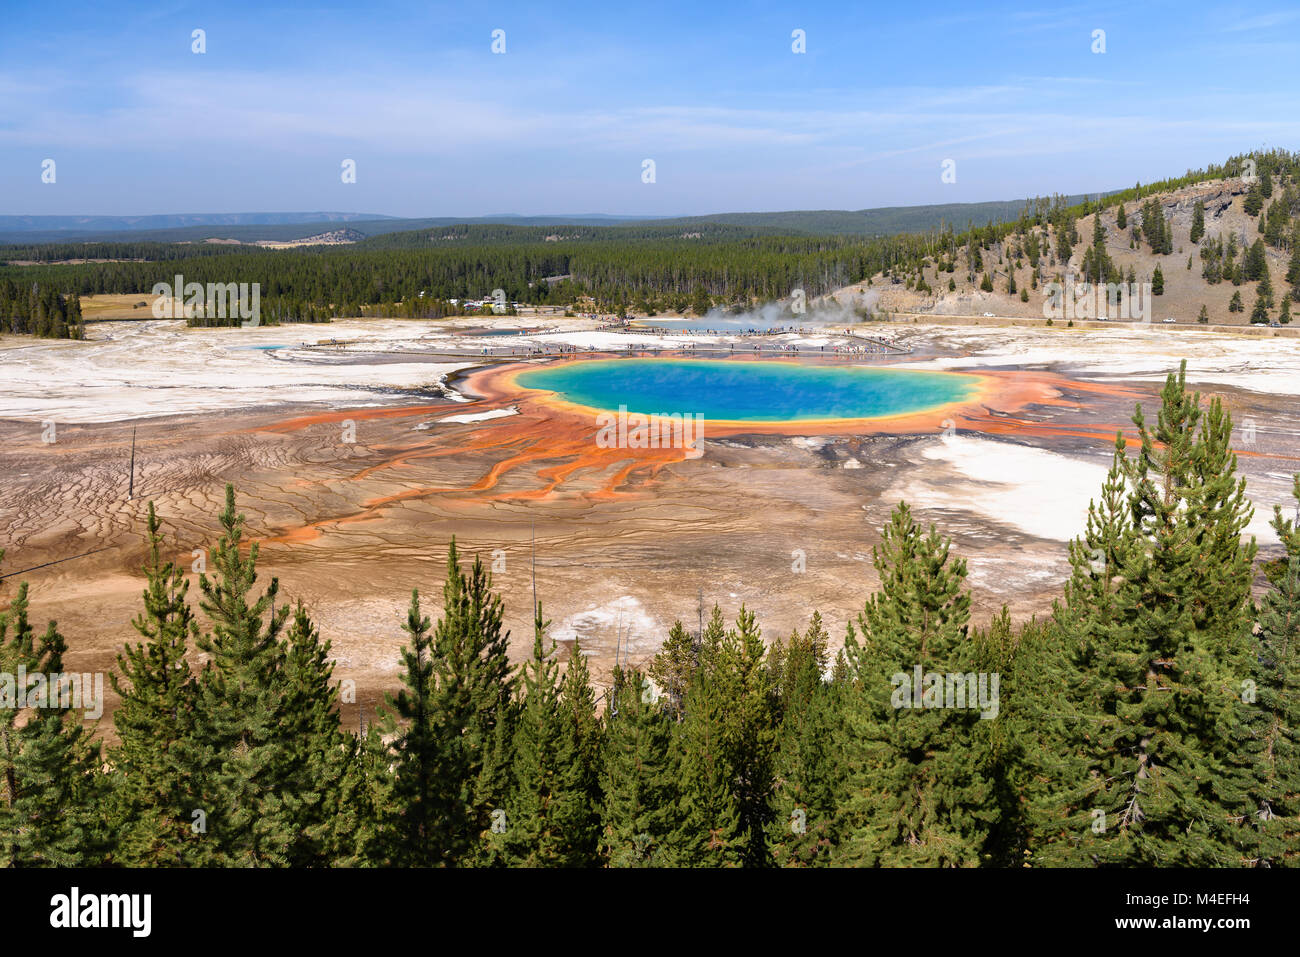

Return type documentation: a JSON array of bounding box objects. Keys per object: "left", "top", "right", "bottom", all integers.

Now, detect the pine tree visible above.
[
  {"left": 1054, "top": 212, "right": 1075, "bottom": 262},
  {"left": 972, "top": 609, "right": 1060, "bottom": 867},
  {"left": 1246, "top": 239, "right": 1268, "bottom": 281},
  {"left": 770, "top": 612, "right": 829, "bottom": 719},
  {"left": 503, "top": 601, "right": 589, "bottom": 866},
  {"left": 1259, "top": 270, "right": 1275, "bottom": 308},
  {"left": 1086, "top": 214, "right": 1112, "bottom": 284},
  {"left": 672, "top": 663, "right": 744, "bottom": 867},
  {"left": 180, "top": 483, "right": 296, "bottom": 866},
  {"left": 649, "top": 619, "right": 699, "bottom": 720},
  {"left": 1235, "top": 560, "right": 1300, "bottom": 865},
  {"left": 1045, "top": 363, "right": 1258, "bottom": 865},
  {"left": 716, "top": 607, "right": 778, "bottom": 866},
  {"left": 1287, "top": 230, "right": 1300, "bottom": 297},
  {"left": 0, "top": 584, "right": 104, "bottom": 866},
  {"left": 696, "top": 604, "right": 727, "bottom": 674},
  {"left": 457, "top": 549, "right": 515, "bottom": 847},
  {"left": 1064, "top": 437, "right": 1131, "bottom": 642},
  {"left": 1244, "top": 181, "right": 1264, "bottom": 217},
  {"left": 552, "top": 641, "right": 603, "bottom": 865},
  {"left": 382, "top": 541, "right": 516, "bottom": 866},
  {"left": 1190, "top": 199, "right": 1205, "bottom": 243},
  {"left": 425, "top": 541, "right": 514, "bottom": 865},
  {"left": 1141, "top": 200, "right": 1163, "bottom": 253},
  {"left": 107, "top": 502, "right": 199, "bottom": 865},
  {"left": 6, "top": 680, "right": 104, "bottom": 866},
  {"left": 663, "top": 605, "right": 775, "bottom": 867},
  {"left": 1116, "top": 204, "right": 1127, "bottom": 230},
  {"left": 383, "top": 589, "right": 445, "bottom": 865},
  {"left": 1229, "top": 479, "right": 1300, "bottom": 865},
  {"left": 691, "top": 286, "right": 711, "bottom": 316},
  {"left": 1152, "top": 265, "right": 1164, "bottom": 296},
  {"left": 837, "top": 502, "right": 993, "bottom": 866},
  {"left": 472, "top": 714, "right": 515, "bottom": 866},
  {"left": 1025, "top": 442, "right": 1139, "bottom": 863},
  {"left": 1270, "top": 475, "right": 1300, "bottom": 560},
  {"left": 767, "top": 622, "right": 846, "bottom": 866},
  {"left": 329, "top": 722, "right": 390, "bottom": 866},
  {"left": 601, "top": 667, "right": 683, "bottom": 866},
  {"left": 280, "top": 602, "right": 353, "bottom": 865}
]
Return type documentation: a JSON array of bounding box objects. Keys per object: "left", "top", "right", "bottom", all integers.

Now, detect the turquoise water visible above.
[{"left": 516, "top": 359, "right": 979, "bottom": 422}]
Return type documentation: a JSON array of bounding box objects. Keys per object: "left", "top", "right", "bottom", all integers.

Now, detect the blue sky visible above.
[{"left": 2, "top": 0, "right": 1298, "bottom": 217}]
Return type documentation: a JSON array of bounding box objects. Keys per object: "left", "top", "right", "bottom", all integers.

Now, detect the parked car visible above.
[
  {"left": 982, "top": 312, "right": 995, "bottom": 317},
  {"left": 1162, "top": 317, "right": 1177, "bottom": 323}
]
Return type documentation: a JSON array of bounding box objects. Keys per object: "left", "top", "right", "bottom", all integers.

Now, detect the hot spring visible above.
[{"left": 513, "top": 358, "right": 983, "bottom": 423}]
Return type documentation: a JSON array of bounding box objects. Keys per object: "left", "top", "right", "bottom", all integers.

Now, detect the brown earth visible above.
[
  {"left": 832, "top": 176, "right": 1294, "bottom": 327},
  {"left": 4, "top": 341, "right": 1297, "bottom": 741}
]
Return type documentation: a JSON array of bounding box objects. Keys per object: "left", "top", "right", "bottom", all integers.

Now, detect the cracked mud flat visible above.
[{"left": 2, "top": 318, "right": 1297, "bottom": 732}]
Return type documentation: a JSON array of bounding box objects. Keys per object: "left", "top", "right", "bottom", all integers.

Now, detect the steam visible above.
[{"left": 691, "top": 289, "right": 880, "bottom": 330}]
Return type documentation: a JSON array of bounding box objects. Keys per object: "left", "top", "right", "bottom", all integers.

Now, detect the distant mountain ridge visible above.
[
  {"left": 0, "top": 212, "right": 396, "bottom": 233},
  {"left": 0, "top": 195, "right": 1112, "bottom": 245},
  {"left": 644, "top": 195, "right": 1111, "bottom": 236}
]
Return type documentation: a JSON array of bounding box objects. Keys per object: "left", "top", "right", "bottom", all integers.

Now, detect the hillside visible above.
[
  {"left": 836, "top": 159, "right": 1299, "bottom": 328},
  {"left": 252, "top": 228, "right": 367, "bottom": 248}
]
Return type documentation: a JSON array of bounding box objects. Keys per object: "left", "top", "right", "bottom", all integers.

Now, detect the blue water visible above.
[{"left": 515, "top": 358, "right": 979, "bottom": 422}]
